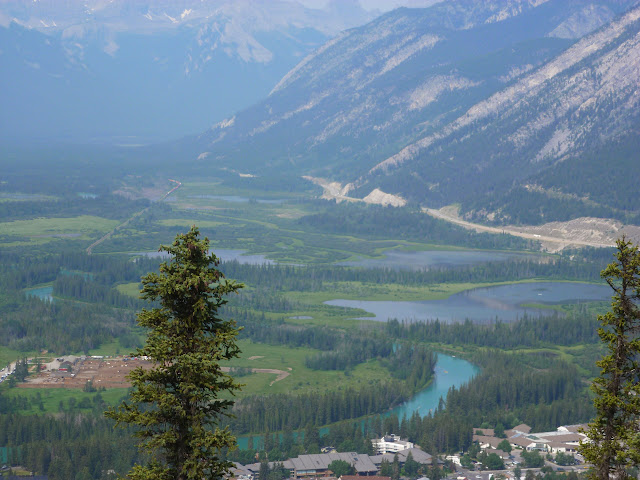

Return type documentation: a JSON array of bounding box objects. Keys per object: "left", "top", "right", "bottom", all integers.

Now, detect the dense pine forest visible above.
[
  {"left": 4, "top": 0, "right": 640, "bottom": 475},
  {"left": 0, "top": 161, "right": 618, "bottom": 479}
]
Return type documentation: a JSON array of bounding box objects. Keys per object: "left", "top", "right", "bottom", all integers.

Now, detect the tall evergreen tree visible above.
[
  {"left": 106, "top": 226, "right": 244, "bottom": 480},
  {"left": 392, "top": 453, "right": 400, "bottom": 480},
  {"left": 581, "top": 237, "right": 640, "bottom": 480}
]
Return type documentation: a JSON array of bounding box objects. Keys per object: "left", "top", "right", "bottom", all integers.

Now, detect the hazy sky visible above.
[{"left": 297, "top": 0, "right": 441, "bottom": 12}]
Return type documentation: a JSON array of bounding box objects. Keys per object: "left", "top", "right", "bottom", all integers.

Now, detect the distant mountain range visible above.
[
  {"left": 186, "top": 0, "right": 640, "bottom": 225},
  {"left": 0, "top": 0, "right": 378, "bottom": 142}
]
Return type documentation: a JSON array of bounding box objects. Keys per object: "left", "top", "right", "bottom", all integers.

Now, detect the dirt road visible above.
[
  {"left": 423, "top": 207, "right": 617, "bottom": 251},
  {"left": 221, "top": 367, "right": 290, "bottom": 386},
  {"left": 86, "top": 179, "right": 181, "bottom": 254}
]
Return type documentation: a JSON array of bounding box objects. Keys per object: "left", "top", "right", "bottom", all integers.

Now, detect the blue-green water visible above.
[
  {"left": 326, "top": 281, "right": 610, "bottom": 324},
  {"left": 24, "top": 271, "right": 91, "bottom": 303},
  {"left": 391, "top": 354, "right": 479, "bottom": 418},
  {"left": 25, "top": 285, "right": 54, "bottom": 303},
  {"left": 235, "top": 353, "right": 477, "bottom": 449}
]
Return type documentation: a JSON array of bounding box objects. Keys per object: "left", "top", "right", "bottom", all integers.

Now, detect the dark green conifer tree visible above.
[
  {"left": 580, "top": 237, "right": 640, "bottom": 480},
  {"left": 106, "top": 226, "right": 243, "bottom": 480}
]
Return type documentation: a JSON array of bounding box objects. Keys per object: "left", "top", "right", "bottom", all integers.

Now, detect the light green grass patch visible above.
[
  {"left": 116, "top": 282, "right": 142, "bottom": 298},
  {"left": 158, "top": 219, "right": 228, "bottom": 228},
  {"left": 3, "top": 387, "right": 129, "bottom": 414},
  {"left": 0, "top": 193, "right": 57, "bottom": 202},
  {"left": 290, "top": 279, "right": 601, "bottom": 304},
  {"left": 178, "top": 181, "right": 298, "bottom": 200},
  {"left": 224, "top": 340, "right": 393, "bottom": 397},
  {"left": 0, "top": 215, "right": 119, "bottom": 237},
  {"left": 86, "top": 335, "right": 145, "bottom": 357},
  {"left": 0, "top": 347, "right": 35, "bottom": 369},
  {"left": 507, "top": 344, "right": 604, "bottom": 378}
]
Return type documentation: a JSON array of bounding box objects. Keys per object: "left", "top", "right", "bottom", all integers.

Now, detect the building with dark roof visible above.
[{"left": 238, "top": 448, "right": 433, "bottom": 479}]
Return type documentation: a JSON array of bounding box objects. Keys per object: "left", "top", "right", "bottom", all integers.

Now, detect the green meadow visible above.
[
  {"left": 0, "top": 216, "right": 119, "bottom": 237},
  {"left": 2, "top": 387, "right": 129, "bottom": 415},
  {"left": 224, "top": 340, "right": 393, "bottom": 397}
]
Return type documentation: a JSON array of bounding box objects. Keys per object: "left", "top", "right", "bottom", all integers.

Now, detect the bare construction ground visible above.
[
  {"left": 426, "top": 206, "right": 640, "bottom": 252},
  {"left": 17, "top": 357, "right": 290, "bottom": 390},
  {"left": 18, "top": 358, "right": 152, "bottom": 389}
]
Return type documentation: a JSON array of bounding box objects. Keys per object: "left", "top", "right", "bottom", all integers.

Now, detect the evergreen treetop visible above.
[{"left": 106, "top": 226, "right": 244, "bottom": 480}]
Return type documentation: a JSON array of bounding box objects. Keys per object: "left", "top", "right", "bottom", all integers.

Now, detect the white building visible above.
[{"left": 372, "top": 434, "right": 414, "bottom": 454}]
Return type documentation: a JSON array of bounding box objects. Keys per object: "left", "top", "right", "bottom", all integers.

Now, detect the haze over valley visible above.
[{"left": 1, "top": 1, "right": 640, "bottom": 478}]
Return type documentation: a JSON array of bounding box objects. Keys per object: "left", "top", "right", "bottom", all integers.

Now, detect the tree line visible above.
[
  {"left": 0, "top": 410, "right": 139, "bottom": 479},
  {"left": 297, "top": 202, "right": 535, "bottom": 250},
  {"left": 226, "top": 381, "right": 412, "bottom": 434},
  {"left": 385, "top": 308, "right": 601, "bottom": 349}
]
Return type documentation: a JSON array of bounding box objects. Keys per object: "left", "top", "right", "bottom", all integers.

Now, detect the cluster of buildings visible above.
[
  {"left": 234, "top": 424, "right": 589, "bottom": 480},
  {"left": 232, "top": 435, "right": 428, "bottom": 480},
  {"left": 473, "top": 424, "right": 586, "bottom": 456}
]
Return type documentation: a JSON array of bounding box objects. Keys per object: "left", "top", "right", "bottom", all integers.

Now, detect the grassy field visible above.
[
  {"left": 0, "top": 193, "right": 57, "bottom": 202},
  {"left": 158, "top": 219, "right": 229, "bottom": 228},
  {"left": 0, "top": 215, "right": 119, "bottom": 237},
  {"left": 512, "top": 344, "right": 605, "bottom": 378},
  {"left": 0, "top": 339, "right": 394, "bottom": 412},
  {"left": 116, "top": 282, "right": 142, "bottom": 298},
  {"left": 2, "top": 386, "right": 129, "bottom": 415},
  {"left": 0, "top": 215, "right": 120, "bottom": 247},
  {"left": 225, "top": 339, "right": 393, "bottom": 397},
  {"left": 0, "top": 347, "right": 33, "bottom": 369},
  {"left": 86, "top": 339, "right": 140, "bottom": 358},
  {"left": 287, "top": 278, "right": 598, "bottom": 303}
]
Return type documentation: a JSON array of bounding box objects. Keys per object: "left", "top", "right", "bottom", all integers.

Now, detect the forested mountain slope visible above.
[
  {"left": 365, "top": 5, "right": 640, "bottom": 223},
  {"left": 189, "top": 0, "right": 640, "bottom": 224}
]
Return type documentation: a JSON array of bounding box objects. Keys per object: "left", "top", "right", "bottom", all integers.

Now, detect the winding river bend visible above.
[
  {"left": 391, "top": 354, "right": 479, "bottom": 419},
  {"left": 236, "top": 353, "right": 477, "bottom": 449}
]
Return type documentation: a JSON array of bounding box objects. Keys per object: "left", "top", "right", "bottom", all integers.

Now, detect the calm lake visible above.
[
  {"left": 338, "top": 249, "right": 540, "bottom": 270},
  {"left": 325, "top": 281, "right": 611, "bottom": 323}
]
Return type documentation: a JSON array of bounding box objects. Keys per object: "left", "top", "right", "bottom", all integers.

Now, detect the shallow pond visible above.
[
  {"left": 338, "top": 249, "right": 539, "bottom": 270},
  {"left": 325, "top": 281, "right": 611, "bottom": 323}
]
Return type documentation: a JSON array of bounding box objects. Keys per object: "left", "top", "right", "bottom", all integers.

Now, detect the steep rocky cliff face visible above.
[
  {"left": 362, "top": 4, "right": 640, "bottom": 221},
  {"left": 191, "top": 0, "right": 639, "bottom": 224}
]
